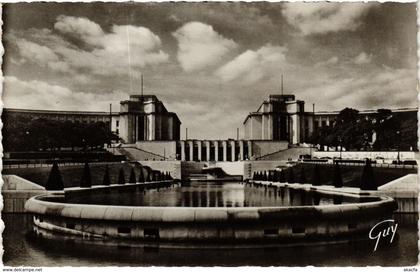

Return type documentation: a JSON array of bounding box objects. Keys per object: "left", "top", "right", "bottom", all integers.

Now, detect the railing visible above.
[
  {"left": 109, "top": 146, "right": 167, "bottom": 161},
  {"left": 255, "top": 146, "right": 314, "bottom": 160},
  {"left": 2, "top": 161, "right": 123, "bottom": 169},
  {"left": 301, "top": 160, "right": 417, "bottom": 169}
]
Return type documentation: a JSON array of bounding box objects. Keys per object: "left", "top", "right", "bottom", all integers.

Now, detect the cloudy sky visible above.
[{"left": 2, "top": 2, "right": 417, "bottom": 139}]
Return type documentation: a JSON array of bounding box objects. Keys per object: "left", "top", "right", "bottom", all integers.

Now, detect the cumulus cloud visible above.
[
  {"left": 172, "top": 22, "right": 237, "bottom": 72},
  {"left": 215, "top": 44, "right": 287, "bottom": 84},
  {"left": 13, "top": 15, "right": 169, "bottom": 76},
  {"left": 3, "top": 76, "right": 126, "bottom": 111},
  {"left": 15, "top": 38, "right": 70, "bottom": 72},
  {"left": 354, "top": 52, "right": 372, "bottom": 65},
  {"left": 315, "top": 56, "right": 339, "bottom": 67},
  {"left": 300, "top": 67, "right": 417, "bottom": 111},
  {"left": 54, "top": 15, "right": 104, "bottom": 45},
  {"left": 282, "top": 3, "right": 375, "bottom": 35}
]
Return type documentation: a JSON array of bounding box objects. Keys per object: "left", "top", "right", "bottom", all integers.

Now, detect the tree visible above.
[
  {"left": 45, "top": 161, "right": 64, "bottom": 190},
  {"left": 2, "top": 113, "right": 119, "bottom": 152},
  {"left": 103, "top": 165, "right": 111, "bottom": 186},
  {"left": 80, "top": 162, "right": 92, "bottom": 188}
]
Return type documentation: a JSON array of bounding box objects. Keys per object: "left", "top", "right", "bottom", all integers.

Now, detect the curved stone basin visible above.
[{"left": 24, "top": 181, "right": 398, "bottom": 245}]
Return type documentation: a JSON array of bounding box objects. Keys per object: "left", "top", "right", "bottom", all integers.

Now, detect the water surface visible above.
[
  {"left": 60, "top": 181, "right": 372, "bottom": 207},
  {"left": 3, "top": 213, "right": 418, "bottom": 266}
]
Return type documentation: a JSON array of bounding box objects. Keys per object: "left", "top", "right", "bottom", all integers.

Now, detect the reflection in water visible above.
[
  {"left": 2, "top": 213, "right": 418, "bottom": 266},
  {"left": 59, "top": 181, "right": 369, "bottom": 208}
]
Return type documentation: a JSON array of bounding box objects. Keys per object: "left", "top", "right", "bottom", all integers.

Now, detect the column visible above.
[
  {"left": 239, "top": 141, "right": 244, "bottom": 161},
  {"left": 250, "top": 116, "right": 253, "bottom": 139},
  {"left": 167, "top": 117, "right": 173, "bottom": 140},
  {"left": 262, "top": 114, "right": 266, "bottom": 140},
  {"left": 247, "top": 140, "right": 253, "bottom": 160},
  {"left": 214, "top": 141, "right": 219, "bottom": 161},
  {"left": 133, "top": 115, "right": 139, "bottom": 142},
  {"left": 206, "top": 141, "right": 210, "bottom": 161},
  {"left": 150, "top": 114, "right": 156, "bottom": 140},
  {"left": 222, "top": 141, "right": 227, "bottom": 162},
  {"left": 181, "top": 141, "right": 186, "bottom": 161},
  {"left": 231, "top": 141, "right": 236, "bottom": 161},
  {"left": 189, "top": 141, "right": 194, "bottom": 161},
  {"left": 198, "top": 141, "right": 202, "bottom": 161}
]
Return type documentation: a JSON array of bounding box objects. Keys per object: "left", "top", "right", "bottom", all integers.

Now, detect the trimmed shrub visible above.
[
  {"left": 299, "top": 166, "right": 307, "bottom": 184},
  {"left": 129, "top": 167, "right": 136, "bottom": 184},
  {"left": 333, "top": 162, "right": 343, "bottom": 188},
  {"left": 45, "top": 161, "right": 64, "bottom": 190},
  {"left": 279, "top": 170, "right": 286, "bottom": 183},
  {"left": 360, "top": 159, "right": 377, "bottom": 190},
  {"left": 102, "top": 165, "right": 111, "bottom": 186},
  {"left": 138, "top": 167, "right": 145, "bottom": 183},
  {"left": 288, "top": 168, "right": 295, "bottom": 183},
  {"left": 80, "top": 162, "right": 92, "bottom": 188},
  {"left": 312, "top": 164, "right": 321, "bottom": 186},
  {"left": 118, "top": 167, "right": 125, "bottom": 184}
]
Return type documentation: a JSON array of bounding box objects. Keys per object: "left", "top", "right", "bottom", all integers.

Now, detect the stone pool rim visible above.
[
  {"left": 24, "top": 181, "right": 398, "bottom": 244},
  {"left": 25, "top": 187, "right": 397, "bottom": 223}
]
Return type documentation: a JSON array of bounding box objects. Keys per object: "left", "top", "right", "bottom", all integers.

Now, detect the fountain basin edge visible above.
[{"left": 24, "top": 181, "right": 398, "bottom": 245}]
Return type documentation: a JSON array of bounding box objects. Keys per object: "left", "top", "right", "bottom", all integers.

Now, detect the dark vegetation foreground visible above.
[{"left": 3, "top": 162, "right": 416, "bottom": 189}]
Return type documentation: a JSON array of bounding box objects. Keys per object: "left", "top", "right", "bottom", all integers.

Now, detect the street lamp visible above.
[
  {"left": 338, "top": 137, "right": 342, "bottom": 160},
  {"left": 396, "top": 130, "right": 401, "bottom": 164},
  {"left": 25, "top": 131, "right": 30, "bottom": 152}
]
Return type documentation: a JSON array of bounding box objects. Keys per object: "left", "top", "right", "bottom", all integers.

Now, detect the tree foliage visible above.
[
  {"left": 309, "top": 108, "right": 417, "bottom": 151},
  {"left": 2, "top": 115, "right": 119, "bottom": 152}
]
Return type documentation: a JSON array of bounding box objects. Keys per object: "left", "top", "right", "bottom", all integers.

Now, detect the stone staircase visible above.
[
  {"left": 109, "top": 147, "right": 165, "bottom": 161},
  {"left": 255, "top": 147, "right": 315, "bottom": 161}
]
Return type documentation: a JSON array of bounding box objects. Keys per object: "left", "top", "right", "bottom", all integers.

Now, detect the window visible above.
[{"left": 116, "top": 120, "right": 119, "bottom": 127}]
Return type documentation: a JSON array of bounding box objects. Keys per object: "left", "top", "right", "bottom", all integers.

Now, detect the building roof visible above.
[
  {"left": 3, "top": 108, "right": 119, "bottom": 116},
  {"left": 310, "top": 107, "right": 418, "bottom": 116}
]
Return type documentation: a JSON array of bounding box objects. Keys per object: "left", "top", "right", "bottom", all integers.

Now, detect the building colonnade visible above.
[{"left": 177, "top": 140, "right": 253, "bottom": 162}]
